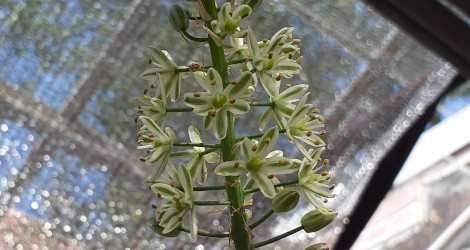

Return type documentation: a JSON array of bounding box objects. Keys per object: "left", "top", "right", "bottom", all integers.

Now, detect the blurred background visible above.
[{"left": 1, "top": 0, "right": 469, "bottom": 249}]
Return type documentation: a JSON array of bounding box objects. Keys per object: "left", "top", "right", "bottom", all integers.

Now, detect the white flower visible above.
[
  {"left": 170, "top": 125, "right": 220, "bottom": 184},
  {"left": 214, "top": 126, "right": 295, "bottom": 198},
  {"left": 151, "top": 164, "right": 198, "bottom": 241},
  {"left": 211, "top": 2, "right": 252, "bottom": 37},
  {"left": 247, "top": 27, "right": 301, "bottom": 79},
  {"left": 183, "top": 68, "right": 253, "bottom": 139},
  {"left": 138, "top": 116, "right": 175, "bottom": 180},
  {"left": 283, "top": 94, "right": 326, "bottom": 161},
  {"left": 136, "top": 86, "right": 167, "bottom": 127},
  {"left": 258, "top": 75, "right": 308, "bottom": 130},
  {"left": 298, "top": 148, "right": 335, "bottom": 214},
  {"left": 140, "top": 47, "right": 190, "bottom": 102}
]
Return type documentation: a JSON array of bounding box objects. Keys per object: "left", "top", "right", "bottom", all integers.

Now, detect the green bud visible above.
[
  {"left": 147, "top": 217, "right": 181, "bottom": 237},
  {"left": 271, "top": 187, "right": 300, "bottom": 213},
  {"left": 305, "top": 243, "right": 328, "bottom": 250},
  {"left": 301, "top": 210, "right": 337, "bottom": 233},
  {"left": 169, "top": 5, "right": 189, "bottom": 32}
]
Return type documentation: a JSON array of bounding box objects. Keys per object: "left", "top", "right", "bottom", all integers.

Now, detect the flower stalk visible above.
[{"left": 136, "top": 0, "right": 337, "bottom": 248}]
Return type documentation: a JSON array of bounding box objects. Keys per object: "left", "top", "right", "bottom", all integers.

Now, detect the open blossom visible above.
[
  {"left": 283, "top": 94, "right": 326, "bottom": 161},
  {"left": 258, "top": 74, "right": 308, "bottom": 130},
  {"left": 214, "top": 126, "right": 295, "bottom": 198},
  {"left": 140, "top": 47, "right": 190, "bottom": 102},
  {"left": 183, "top": 68, "right": 254, "bottom": 139},
  {"left": 247, "top": 27, "right": 302, "bottom": 80},
  {"left": 298, "top": 147, "right": 336, "bottom": 214},
  {"left": 138, "top": 116, "right": 175, "bottom": 181},
  {"left": 211, "top": 2, "right": 252, "bottom": 37},
  {"left": 135, "top": 85, "right": 167, "bottom": 127},
  {"left": 170, "top": 125, "right": 219, "bottom": 184},
  {"left": 151, "top": 164, "right": 198, "bottom": 241}
]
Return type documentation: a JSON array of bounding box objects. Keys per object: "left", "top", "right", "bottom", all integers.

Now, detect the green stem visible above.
[
  {"left": 250, "top": 102, "right": 274, "bottom": 107},
  {"left": 202, "top": 1, "right": 252, "bottom": 249},
  {"left": 227, "top": 58, "right": 251, "bottom": 65},
  {"left": 244, "top": 179, "right": 299, "bottom": 194},
  {"left": 166, "top": 107, "right": 193, "bottom": 112},
  {"left": 173, "top": 142, "right": 221, "bottom": 148},
  {"left": 249, "top": 209, "right": 274, "bottom": 229},
  {"left": 182, "top": 29, "right": 208, "bottom": 42},
  {"left": 193, "top": 185, "right": 226, "bottom": 191},
  {"left": 199, "top": 148, "right": 219, "bottom": 157},
  {"left": 237, "top": 128, "right": 287, "bottom": 141},
  {"left": 253, "top": 225, "right": 304, "bottom": 248},
  {"left": 181, "top": 226, "right": 229, "bottom": 238},
  {"left": 194, "top": 200, "right": 231, "bottom": 206}
]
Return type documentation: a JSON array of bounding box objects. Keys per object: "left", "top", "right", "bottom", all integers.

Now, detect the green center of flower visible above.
[
  {"left": 212, "top": 94, "right": 227, "bottom": 108},
  {"left": 225, "top": 20, "right": 238, "bottom": 33},
  {"left": 265, "top": 59, "right": 274, "bottom": 70},
  {"left": 247, "top": 157, "right": 262, "bottom": 172},
  {"left": 298, "top": 125, "right": 308, "bottom": 131},
  {"left": 174, "top": 201, "right": 184, "bottom": 212},
  {"left": 154, "top": 140, "right": 164, "bottom": 147}
]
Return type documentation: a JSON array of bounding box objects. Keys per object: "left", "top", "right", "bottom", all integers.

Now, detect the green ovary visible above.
[
  {"left": 225, "top": 21, "right": 238, "bottom": 33},
  {"left": 212, "top": 94, "right": 227, "bottom": 108},
  {"left": 247, "top": 157, "right": 262, "bottom": 172}
]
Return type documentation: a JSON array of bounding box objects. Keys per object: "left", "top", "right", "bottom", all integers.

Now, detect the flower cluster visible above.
[{"left": 135, "top": 1, "right": 337, "bottom": 248}]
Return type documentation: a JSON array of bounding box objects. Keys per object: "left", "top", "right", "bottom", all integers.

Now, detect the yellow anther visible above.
[
  {"left": 296, "top": 56, "right": 303, "bottom": 64},
  {"left": 313, "top": 108, "right": 320, "bottom": 113},
  {"left": 323, "top": 199, "right": 328, "bottom": 203},
  {"left": 157, "top": 192, "right": 162, "bottom": 198},
  {"left": 178, "top": 216, "right": 183, "bottom": 222},
  {"left": 211, "top": 79, "right": 217, "bottom": 85},
  {"left": 139, "top": 157, "right": 146, "bottom": 162},
  {"left": 189, "top": 61, "right": 201, "bottom": 72},
  {"left": 252, "top": 145, "right": 258, "bottom": 151},
  {"left": 306, "top": 131, "right": 312, "bottom": 136},
  {"left": 317, "top": 115, "right": 324, "bottom": 122},
  {"left": 314, "top": 140, "right": 322, "bottom": 146},
  {"left": 321, "top": 171, "right": 328, "bottom": 176},
  {"left": 138, "top": 140, "right": 144, "bottom": 144},
  {"left": 320, "top": 130, "right": 327, "bottom": 135},
  {"left": 234, "top": 162, "right": 240, "bottom": 168},
  {"left": 278, "top": 41, "right": 284, "bottom": 46},
  {"left": 292, "top": 39, "right": 301, "bottom": 45},
  {"left": 329, "top": 185, "right": 335, "bottom": 190},
  {"left": 264, "top": 137, "right": 271, "bottom": 144},
  {"left": 230, "top": 80, "right": 238, "bottom": 85},
  {"left": 170, "top": 181, "right": 175, "bottom": 187},
  {"left": 275, "top": 75, "right": 282, "bottom": 81},
  {"left": 193, "top": 92, "right": 201, "bottom": 97},
  {"left": 137, "top": 130, "right": 144, "bottom": 136},
  {"left": 323, "top": 159, "right": 329, "bottom": 165},
  {"left": 173, "top": 195, "right": 180, "bottom": 202},
  {"left": 148, "top": 133, "right": 155, "bottom": 138},
  {"left": 144, "top": 89, "right": 148, "bottom": 95},
  {"left": 286, "top": 83, "right": 292, "bottom": 88},
  {"left": 288, "top": 53, "right": 293, "bottom": 59},
  {"left": 263, "top": 39, "right": 268, "bottom": 43},
  {"left": 268, "top": 174, "right": 275, "bottom": 179},
  {"left": 268, "top": 52, "right": 274, "bottom": 59},
  {"left": 229, "top": 98, "right": 236, "bottom": 104},
  {"left": 278, "top": 159, "right": 285, "bottom": 164}
]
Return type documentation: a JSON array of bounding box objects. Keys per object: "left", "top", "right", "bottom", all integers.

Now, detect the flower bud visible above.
[
  {"left": 305, "top": 243, "right": 328, "bottom": 250},
  {"left": 169, "top": 5, "right": 189, "bottom": 32},
  {"left": 301, "top": 210, "right": 337, "bottom": 233},
  {"left": 271, "top": 187, "right": 300, "bottom": 213},
  {"left": 148, "top": 217, "right": 181, "bottom": 237}
]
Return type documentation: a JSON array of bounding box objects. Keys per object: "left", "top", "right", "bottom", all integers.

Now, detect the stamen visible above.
[
  {"left": 296, "top": 56, "right": 303, "bottom": 64},
  {"left": 148, "top": 59, "right": 152, "bottom": 64},
  {"left": 173, "top": 196, "right": 180, "bottom": 202},
  {"left": 229, "top": 98, "right": 236, "bottom": 104},
  {"left": 134, "top": 117, "right": 138, "bottom": 124},
  {"left": 321, "top": 171, "right": 328, "bottom": 176},
  {"left": 211, "top": 79, "right": 217, "bottom": 85},
  {"left": 230, "top": 80, "right": 237, "bottom": 85},
  {"left": 320, "top": 130, "right": 327, "bottom": 135},
  {"left": 139, "top": 157, "right": 146, "bottom": 162},
  {"left": 267, "top": 174, "right": 275, "bottom": 179},
  {"left": 137, "top": 130, "right": 144, "bottom": 136},
  {"left": 263, "top": 39, "right": 268, "bottom": 43},
  {"left": 323, "top": 199, "right": 328, "bottom": 203},
  {"left": 329, "top": 185, "right": 335, "bottom": 190},
  {"left": 314, "top": 140, "right": 322, "bottom": 146},
  {"left": 170, "top": 181, "right": 176, "bottom": 187},
  {"left": 189, "top": 61, "right": 201, "bottom": 72},
  {"left": 151, "top": 204, "right": 158, "bottom": 209},
  {"left": 288, "top": 53, "right": 293, "bottom": 59},
  {"left": 278, "top": 159, "right": 285, "bottom": 164},
  {"left": 264, "top": 137, "right": 271, "bottom": 144},
  {"left": 144, "top": 89, "right": 148, "bottom": 95},
  {"left": 317, "top": 116, "right": 324, "bottom": 122},
  {"left": 178, "top": 216, "right": 183, "bottom": 222},
  {"left": 150, "top": 85, "right": 155, "bottom": 89},
  {"left": 148, "top": 133, "right": 155, "bottom": 138},
  {"left": 252, "top": 145, "right": 258, "bottom": 151},
  {"left": 193, "top": 92, "right": 201, "bottom": 97},
  {"left": 268, "top": 52, "right": 274, "bottom": 59},
  {"left": 286, "top": 83, "right": 291, "bottom": 88},
  {"left": 292, "top": 39, "right": 301, "bottom": 45},
  {"left": 323, "top": 159, "right": 329, "bottom": 165},
  {"left": 306, "top": 131, "right": 312, "bottom": 136},
  {"left": 208, "top": 110, "right": 216, "bottom": 117},
  {"left": 275, "top": 75, "right": 282, "bottom": 81},
  {"left": 313, "top": 108, "right": 320, "bottom": 113},
  {"left": 157, "top": 192, "right": 162, "bottom": 198},
  {"left": 234, "top": 162, "right": 240, "bottom": 168}
]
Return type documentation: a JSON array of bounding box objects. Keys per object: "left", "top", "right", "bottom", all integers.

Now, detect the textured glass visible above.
[{"left": 0, "top": 0, "right": 460, "bottom": 249}]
